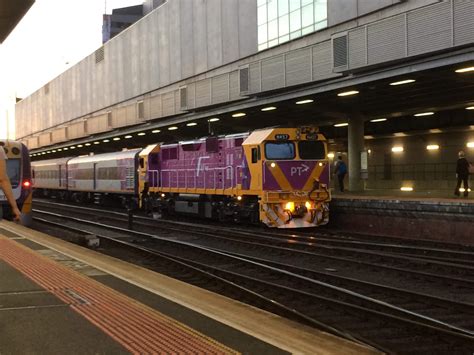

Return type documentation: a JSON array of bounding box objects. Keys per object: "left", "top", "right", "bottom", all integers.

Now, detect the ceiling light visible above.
[
  {"left": 338, "top": 90, "right": 359, "bottom": 97},
  {"left": 208, "top": 118, "right": 220, "bottom": 122},
  {"left": 137, "top": 132, "right": 146, "bottom": 136},
  {"left": 390, "top": 79, "right": 416, "bottom": 86},
  {"left": 58, "top": 148, "right": 63, "bottom": 151},
  {"left": 103, "top": 139, "right": 110, "bottom": 143},
  {"left": 93, "top": 141, "right": 100, "bottom": 145},
  {"left": 85, "top": 143, "right": 92, "bottom": 146},
  {"left": 426, "top": 144, "right": 439, "bottom": 150},
  {"left": 261, "top": 106, "right": 277, "bottom": 111},
  {"left": 334, "top": 123, "right": 348, "bottom": 127},
  {"left": 113, "top": 137, "right": 121, "bottom": 141},
  {"left": 455, "top": 66, "right": 474, "bottom": 73},
  {"left": 400, "top": 186, "right": 413, "bottom": 191},
  {"left": 295, "top": 99, "right": 313, "bottom": 104},
  {"left": 466, "top": 106, "right": 474, "bottom": 110},
  {"left": 392, "top": 146, "right": 404, "bottom": 153},
  {"left": 63, "top": 147, "right": 69, "bottom": 150},
  {"left": 370, "top": 118, "right": 387, "bottom": 123},
  {"left": 414, "top": 112, "right": 434, "bottom": 117},
  {"left": 125, "top": 135, "right": 133, "bottom": 139},
  {"left": 52, "top": 150, "right": 57, "bottom": 153},
  {"left": 46, "top": 151, "right": 51, "bottom": 154},
  {"left": 70, "top": 146, "right": 76, "bottom": 149},
  {"left": 77, "top": 144, "right": 83, "bottom": 148},
  {"left": 186, "top": 122, "right": 197, "bottom": 127},
  {"left": 467, "top": 142, "right": 474, "bottom": 148},
  {"left": 327, "top": 153, "right": 335, "bottom": 159},
  {"left": 168, "top": 126, "right": 178, "bottom": 131},
  {"left": 232, "top": 112, "right": 246, "bottom": 117},
  {"left": 368, "top": 149, "right": 372, "bottom": 154},
  {"left": 152, "top": 129, "right": 161, "bottom": 133}
]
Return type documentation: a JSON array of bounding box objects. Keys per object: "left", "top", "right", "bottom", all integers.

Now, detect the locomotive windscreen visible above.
[
  {"left": 6, "top": 159, "right": 20, "bottom": 188},
  {"left": 265, "top": 142, "right": 296, "bottom": 160},
  {"left": 298, "top": 141, "right": 326, "bottom": 160}
]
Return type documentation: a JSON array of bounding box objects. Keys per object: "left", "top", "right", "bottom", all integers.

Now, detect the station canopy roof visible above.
[{"left": 0, "top": 0, "right": 34, "bottom": 43}]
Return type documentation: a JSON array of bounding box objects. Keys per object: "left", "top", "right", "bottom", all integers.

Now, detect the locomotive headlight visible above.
[
  {"left": 160, "top": 193, "right": 165, "bottom": 197},
  {"left": 270, "top": 162, "right": 276, "bottom": 168},
  {"left": 305, "top": 201, "right": 312, "bottom": 209},
  {"left": 237, "top": 196, "right": 242, "bottom": 201},
  {"left": 285, "top": 202, "right": 295, "bottom": 211}
]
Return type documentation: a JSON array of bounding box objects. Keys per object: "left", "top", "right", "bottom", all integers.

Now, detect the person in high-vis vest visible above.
[{"left": 0, "top": 146, "right": 21, "bottom": 221}]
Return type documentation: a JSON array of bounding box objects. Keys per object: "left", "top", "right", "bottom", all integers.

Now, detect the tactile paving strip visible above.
[{"left": 0, "top": 236, "right": 238, "bottom": 354}]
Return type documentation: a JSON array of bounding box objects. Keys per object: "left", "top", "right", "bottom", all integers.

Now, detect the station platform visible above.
[
  {"left": 329, "top": 191, "right": 474, "bottom": 245},
  {"left": 0, "top": 221, "right": 378, "bottom": 355}
]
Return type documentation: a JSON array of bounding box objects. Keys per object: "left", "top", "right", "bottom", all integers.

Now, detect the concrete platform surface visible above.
[{"left": 0, "top": 221, "right": 380, "bottom": 355}]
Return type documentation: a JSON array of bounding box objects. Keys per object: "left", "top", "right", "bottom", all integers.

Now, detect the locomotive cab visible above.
[{"left": 242, "top": 127, "right": 331, "bottom": 228}]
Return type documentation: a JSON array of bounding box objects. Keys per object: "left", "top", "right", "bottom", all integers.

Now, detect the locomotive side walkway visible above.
[
  {"left": 0, "top": 221, "right": 378, "bottom": 355},
  {"left": 329, "top": 192, "right": 474, "bottom": 245}
]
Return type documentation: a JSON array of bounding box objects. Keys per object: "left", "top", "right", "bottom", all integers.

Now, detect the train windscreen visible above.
[
  {"left": 298, "top": 141, "right": 326, "bottom": 160},
  {"left": 6, "top": 159, "right": 21, "bottom": 188},
  {"left": 265, "top": 142, "right": 295, "bottom": 160}
]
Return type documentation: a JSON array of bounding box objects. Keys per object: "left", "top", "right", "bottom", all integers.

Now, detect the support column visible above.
[{"left": 348, "top": 115, "right": 365, "bottom": 191}]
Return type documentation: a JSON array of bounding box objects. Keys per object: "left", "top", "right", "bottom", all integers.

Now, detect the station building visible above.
[{"left": 16, "top": 0, "right": 474, "bottom": 196}]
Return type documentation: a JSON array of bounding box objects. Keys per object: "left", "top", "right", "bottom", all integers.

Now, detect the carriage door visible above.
[
  {"left": 58, "top": 165, "right": 63, "bottom": 187},
  {"left": 93, "top": 163, "right": 98, "bottom": 190}
]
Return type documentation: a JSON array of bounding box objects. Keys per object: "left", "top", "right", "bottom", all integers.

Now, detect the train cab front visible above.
[{"left": 243, "top": 127, "right": 331, "bottom": 228}]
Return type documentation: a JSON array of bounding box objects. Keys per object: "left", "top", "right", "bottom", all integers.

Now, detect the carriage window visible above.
[
  {"left": 6, "top": 159, "right": 20, "bottom": 188},
  {"left": 265, "top": 142, "right": 295, "bottom": 160},
  {"left": 298, "top": 141, "right": 325, "bottom": 160}
]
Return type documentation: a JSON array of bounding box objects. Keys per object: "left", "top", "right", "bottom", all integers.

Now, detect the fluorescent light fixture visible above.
[
  {"left": 125, "top": 135, "right": 133, "bottom": 139},
  {"left": 390, "top": 79, "right": 415, "bottom": 86},
  {"left": 426, "top": 144, "right": 439, "bottom": 150},
  {"left": 103, "top": 139, "right": 110, "bottom": 143},
  {"left": 232, "top": 112, "right": 246, "bottom": 117},
  {"left": 85, "top": 143, "right": 92, "bottom": 146},
  {"left": 400, "top": 187, "right": 413, "bottom": 192},
  {"left": 77, "top": 144, "right": 83, "bottom": 148},
  {"left": 52, "top": 150, "right": 57, "bottom": 153},
  {"left": 41, "top": 152, "right": 46, "bottom": 155},
  {"left": 370, "top": 118, "right": 387, "bottom": 123},
  {"left": 168, "top": 126, "right": 178, "bottom": 131},
  {"left": 414, "top": 112, "right": 434, "bottom": 117},
  {"left": 186, "top": 122, "right": 197, "bottom": 127},
  {"left": 70, "top": 146, "right": 76, "bottom": 150},
  {"left": 467, "top": 142, "right": 474, "bottom": 148},
  {"left": 392, "top": 146, "right": 404, "bottom": 153},
  {"left": 208, "top": 118, "right": 220, "bottom": 122},
  {"left": 152, "top": 129, "right": 161, "bottom": 133},
  {"left": 338, "top": 90, "right": 359, "bottom": 97},
  {"left": 63, "top": 147, "right": 69, "bottom": 150},
  {"left": 327, "top": 153, "right": 335, "bottom": 159},
  {"left": 334, "top": 123, "right": 349, "bottom": 127},
  {"left": 455, "top": 66, "right": 474, "bottom": 73},
  {"left": 137, "top": 132, "right": 146, "bottom": 136},
  {"left": 93, "top": 141, "right": 100, "bottom": 145},
  {"left": 261, "top": 106, "right": 277, "bottom": 111},
  {"left": 368, "top": 149, "right": 372, "bottom": 154},
  {"left": 46, "top": 151, "right": 51, "bottom": 154},
  {"left": 295, "top": 99, "right": 313, "bottom": 104},
  {"left": 466, "top": 106, "right": 474, "bottom": 110},
  {"left": 459, "top": 188, "right": 472, "bottom": 192},
  {"left": 113, "top": 137, "right": 121, "bottom": 141}
]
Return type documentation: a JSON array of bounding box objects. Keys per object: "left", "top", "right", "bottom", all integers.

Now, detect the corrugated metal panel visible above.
[
  {"left": 162, "top": 91, "right": 176, "bottom": 117},
  {"left": 332, "top": 34, "right": 348, "bottom": 71},
  {"left": 407, "top": 1, "right": 452, "bottom": 57},
  {"left": 285, "top": 48, "right": 311, "bottom": 87},
  {"left": 453, "top": 0, "right": 474, "bottom": 46},
  {"left": 348, "top": 27, "right": 367, "bottom": 68},
  {"left": 229, "top": 70, "right": 240, "bottom": 100},
  {"left": 261, "top": 55, "right": 285, "bottom": 91},
  {"left": 186, "top": 83, "right": 196, "bottom": 109},
  {"left": 195, "top": 79, "right": 211, "bottom": 108},
  {"left": 126, "top": 104, "right": 137, "bottom": 125},
  {"left": 367, "top": 15, "right": 406, "bottom": 65},
  {"left": 86, "top": 114, "right": 109, "bottom": 134},
  {"left": 249, "top": 62, "right": 261, "bottom": 94},
  {"left": 143, "top": 97, "right": 151, "bottom": 120},
  {"left": 174, "top": 90, "right": 181, "bottom": 114},
  {"left": 67, "top": 121, "right": 86, "bottom": 140},
  {"left": 52, "top": 128, "right": 67, "bottom": 143},
  {"left": 39, "top": 133, "right": 51, "bottom": 147},
  {"left": 312, "top": 41, "right": 339, "bottom": 81},
  {"left": 149, "top": 94, "right": 162, "bottom": 118},
  {"left": 211, "top": 74, "right": 229, "bottom": 104}
]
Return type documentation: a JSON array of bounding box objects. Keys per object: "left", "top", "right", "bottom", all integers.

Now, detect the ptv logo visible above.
[{"left": 290, "top": 164, "right": 310, "bottom": 176}]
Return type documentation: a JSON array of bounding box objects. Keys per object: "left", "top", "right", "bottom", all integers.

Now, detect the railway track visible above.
[{"left": 30, "top": 200, "right": 474, "bottom": 353}]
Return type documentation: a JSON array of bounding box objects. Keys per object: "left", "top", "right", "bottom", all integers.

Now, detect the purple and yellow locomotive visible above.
[
  {"left": 139, "top": 127, "right": 330, "bottom": 228},
  {"left": 32, "top": 127, "right": 331, "bottom": 228}
]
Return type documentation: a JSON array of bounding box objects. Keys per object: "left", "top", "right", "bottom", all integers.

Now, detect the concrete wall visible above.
[
  {"left": 328, "top": 0, "right": 403, "bottom": 26},
  {"left": 16, "top": 0, "right": 257, "bottom": 139}
]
